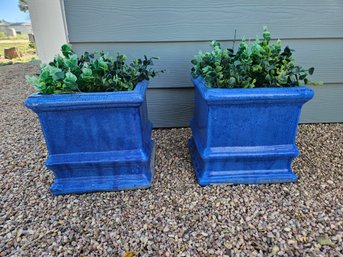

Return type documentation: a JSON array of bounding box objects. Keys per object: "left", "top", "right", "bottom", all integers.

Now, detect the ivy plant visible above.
[
  {"left": 191, "top": 27, "right": 319, "bottom": 88},
  {"left": 26, "top": 44, "right": 163, "bottom": 94}
]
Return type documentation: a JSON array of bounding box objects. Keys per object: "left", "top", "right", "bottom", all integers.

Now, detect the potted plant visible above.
[
  {"left": 25, "top": 44, "right": 162, "bottom": 195},
  {"left": 189, "top": 27, "right": 316, "bottom": 186}
]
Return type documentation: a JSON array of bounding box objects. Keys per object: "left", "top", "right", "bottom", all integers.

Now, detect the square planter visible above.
[
  {"left": 189, "top": 77, "right": 314, "bottom": 186},
  {"left": 25, "top": 80, "right": 155, "bottom": 195}
]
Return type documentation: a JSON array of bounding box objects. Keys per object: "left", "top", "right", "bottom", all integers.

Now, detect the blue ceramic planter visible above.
[
  {"left": 189, "top": 77, "right": 314, "bottom": 186},
  {"left": 25, "top": 80, "right": 155, "bottom": 195}
]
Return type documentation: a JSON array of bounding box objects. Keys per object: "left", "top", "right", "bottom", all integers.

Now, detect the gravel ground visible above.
[{"left": 0, "top": 63, "right": 342, "bottom": 257}]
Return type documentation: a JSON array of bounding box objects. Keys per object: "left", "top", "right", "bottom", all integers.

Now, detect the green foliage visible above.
[
  {"left": 28, "top": 41, "right": 35, "bottom": 49},
  {"left": 18, "top": 0, "right": 29, "bottom": 12},
  {"left": 191, "top": 27, "right": 317, "bottom": 88},
  {"left": 26, "top": 44, "right": 163, "bottom": 94}
]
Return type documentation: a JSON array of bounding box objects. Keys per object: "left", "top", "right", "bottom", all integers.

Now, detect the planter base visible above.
[
  {"left": 49, "top": 140, "right": 155, "bottom": 195},
  {"left": 188, "top": 138, "right": 298, "bottom": 186}
]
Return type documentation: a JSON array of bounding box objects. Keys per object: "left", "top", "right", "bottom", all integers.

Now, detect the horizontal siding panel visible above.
[
  {"left": 73, "top": 39, "right": 343, "bottom": 88},
  {"left": 147, "top": 88, "right": 193, "bottom": 127},
  {"left": 147, "top": 84, "right": 343, "bottom": 127},
  {"left": 300, "top": 84, "right": 343, "bottom": 123},
  {"left": 64, "top": 0, "right": 343, "bottom": 42}
]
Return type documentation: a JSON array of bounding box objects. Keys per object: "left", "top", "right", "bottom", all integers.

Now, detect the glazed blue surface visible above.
[
  {"left": 25, "top": 80, "right": 155, "bottom": 195},
  {"left": 189, "top": 77, "right": 314, "bottom": 185}
]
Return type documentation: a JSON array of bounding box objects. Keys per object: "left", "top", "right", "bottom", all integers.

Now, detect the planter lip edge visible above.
[
  {"left": 25, "top": 80, "right": 148, "bottom": 110},
  {"left": 192, "top": 77, "right": 315, "bottom": 103}
]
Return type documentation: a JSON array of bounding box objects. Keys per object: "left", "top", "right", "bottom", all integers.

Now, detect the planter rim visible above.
[
  {"left": 25, "top": 80, "right": 148, "bottom": 111},
  {"left": 192, "top": 77, "right": 314, "bottom": 104}
]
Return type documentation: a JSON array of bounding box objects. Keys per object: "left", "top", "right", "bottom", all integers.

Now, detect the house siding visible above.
[{"left": 64, "top": 0, "right": 343, "bottom": 127}]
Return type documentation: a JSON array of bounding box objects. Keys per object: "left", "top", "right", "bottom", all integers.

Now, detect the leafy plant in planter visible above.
[
  {"left": 189, "top": 27, "right": 315, "bottom": 185},
  {"left": 25, "top": 44, "right": 163, "bottom": 195},
  {"left": 26, "top": 44, "right": 160, "bottom": 93},
  {"left": 191, "top": 27, "right": 317, "bottom": 89}
]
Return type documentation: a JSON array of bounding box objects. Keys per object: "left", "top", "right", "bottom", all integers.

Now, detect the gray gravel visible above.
[{"left": 0, "top": 62, "right": 342, "bottom": 257}]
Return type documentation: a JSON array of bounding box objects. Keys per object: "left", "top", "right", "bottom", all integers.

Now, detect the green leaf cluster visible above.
[
  {"left": 26, "top": 44, "right": 163, "bottom": 94},
  {"left": 191, "top": 27, "right": 317, "bottom": 88}
]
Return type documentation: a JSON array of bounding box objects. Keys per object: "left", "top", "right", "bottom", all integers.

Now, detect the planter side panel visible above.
[
  {"left": 190, "top": 84, "right": 209, "bottom": 149},
  {"left": 38, "top": 107, "right": 141, "bottom": 154},
  {"left": 209, "top": 104, "right": 301, "bottom": 147},
  {"left": 139, "top": 96, "right": 153, "bottom": 155}
]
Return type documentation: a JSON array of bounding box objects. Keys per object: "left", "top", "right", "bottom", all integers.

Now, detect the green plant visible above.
[
  {"left": 191, "top": 27, "right": 318, "bottom": 88},
  {"left": 28, "top": 42, "right": 35, "bottom": 50},
  {"left": 26, "top": 44, "right": 163, "bottom": 94}
]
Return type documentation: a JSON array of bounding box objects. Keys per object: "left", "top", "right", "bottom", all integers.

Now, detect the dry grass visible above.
[{"left": 0, "top": 41, "right": 38, "bottom": 66}]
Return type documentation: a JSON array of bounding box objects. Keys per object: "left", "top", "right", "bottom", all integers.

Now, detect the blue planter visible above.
[
  {"left": 25, "top": 80, "right": 155, "bottom": 195},
  {"left": 189, "top": 77, "right": 314, "bottom": 186}
]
